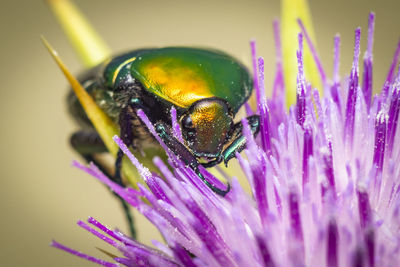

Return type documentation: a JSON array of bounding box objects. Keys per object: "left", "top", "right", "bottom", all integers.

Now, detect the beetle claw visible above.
[
  {"left": 197, "top": 171, "right": 230, "bottom": 196},
  {"left": 200, "top": 155, "right": 223, "bottom": 168}
]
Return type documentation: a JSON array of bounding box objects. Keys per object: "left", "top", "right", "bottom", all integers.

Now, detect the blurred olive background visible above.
[{"left": 1, "top": 0, "right": 399, "bottom": 266}]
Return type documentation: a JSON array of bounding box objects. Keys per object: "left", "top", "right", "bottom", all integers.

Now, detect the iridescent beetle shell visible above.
[
  {"left": 130, "top": 47, "right": 252, "bottom": 112},
  {"left": 69, "top": 47, "right": 260, "bottom": 195},
  {"left": 87, "top": 47, "right": 253, "bottom": 157}
]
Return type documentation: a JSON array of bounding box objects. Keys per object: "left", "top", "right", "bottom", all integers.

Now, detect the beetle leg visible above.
[
  {"left": 114, "top": 107, "right": 134, "bottom": 185},
  {"left": 70, "top": 130, "right": 136, "bottom": 238},
  {"left": 114, "top": 98, "right": 147, "bottom": 182},
  {"left": 70, "top": 130, "right": 108, "bottom": 155},
  {"left": 200, "top": 155, "right": 223, "bottom": 168},
  {"left": 221, "top": 115, "right": 260, "bottom": 166},
  {"left": 154, "top": 121, "right": 230, "bottom": 196}
]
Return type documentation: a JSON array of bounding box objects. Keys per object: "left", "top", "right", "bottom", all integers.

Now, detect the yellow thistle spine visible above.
[{"left": 281, "top": 0, "right": 322, "bottom": 107}]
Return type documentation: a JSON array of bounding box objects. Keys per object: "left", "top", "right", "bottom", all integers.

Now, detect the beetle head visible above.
[{"left": 181, "top": 98, "right": 233, "bottom": 158}]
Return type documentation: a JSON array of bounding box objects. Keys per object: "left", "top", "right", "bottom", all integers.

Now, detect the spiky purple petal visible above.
[
  {"left": 382, "top": 39, "right": 400, "bottom": 96},
  {"left": 296, "top": 33, "right": 307, "bottom": 127},
  {"left": 251, "top": 39, "right": 260, "bottom": 112},
  {"left": 298, "top": 19, "right": 327, "bottom": 88},
  {"left": 345, "top": 28, "right": 361, "bottom": 143},
  {"left": 331, "top": 34, "right": 342, "bottom": 110},
  {"left": 53, "top": 14, "right": 400, "bottom": 267},
  {"left": 387, "top": 70, "right": 400, "bottom": 152},
  {"left": 171, "top": 106, "right": 184, "bottom": 143},
  {"left": 302, "top": 126, "right": 313, "bottom": 189},
  {"left": 362, "top": 13, "right": 375, "bottom": 110},
  {"left": 326, "top": 219, "right": 339, "bottom": 267},
  {"left": 257, "top": 57, "right": 273, "bottom": 156},
  {"left": 51, "top": 241, "right": 119, "bottom": 267},
  {"left": 272, "top": 19, "right": 285, "bottom": 100}
]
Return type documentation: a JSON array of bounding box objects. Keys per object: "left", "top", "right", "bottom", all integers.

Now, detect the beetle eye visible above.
[{"left": 182, "top": 115, "right": 194, "bottom": 129}]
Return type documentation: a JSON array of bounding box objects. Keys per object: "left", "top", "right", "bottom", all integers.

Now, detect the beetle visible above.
[{"left": 68, "top": 47, "right": 260, "bottom": 196}]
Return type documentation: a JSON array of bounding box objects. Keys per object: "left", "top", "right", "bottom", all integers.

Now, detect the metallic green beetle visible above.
[{"left": 69, "top": 47, "right": 260, "bottom": 196}]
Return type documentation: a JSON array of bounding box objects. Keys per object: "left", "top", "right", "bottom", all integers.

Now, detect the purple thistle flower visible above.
[{"left": 53, "top": 13, "right": 400, "bottom": 267}]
